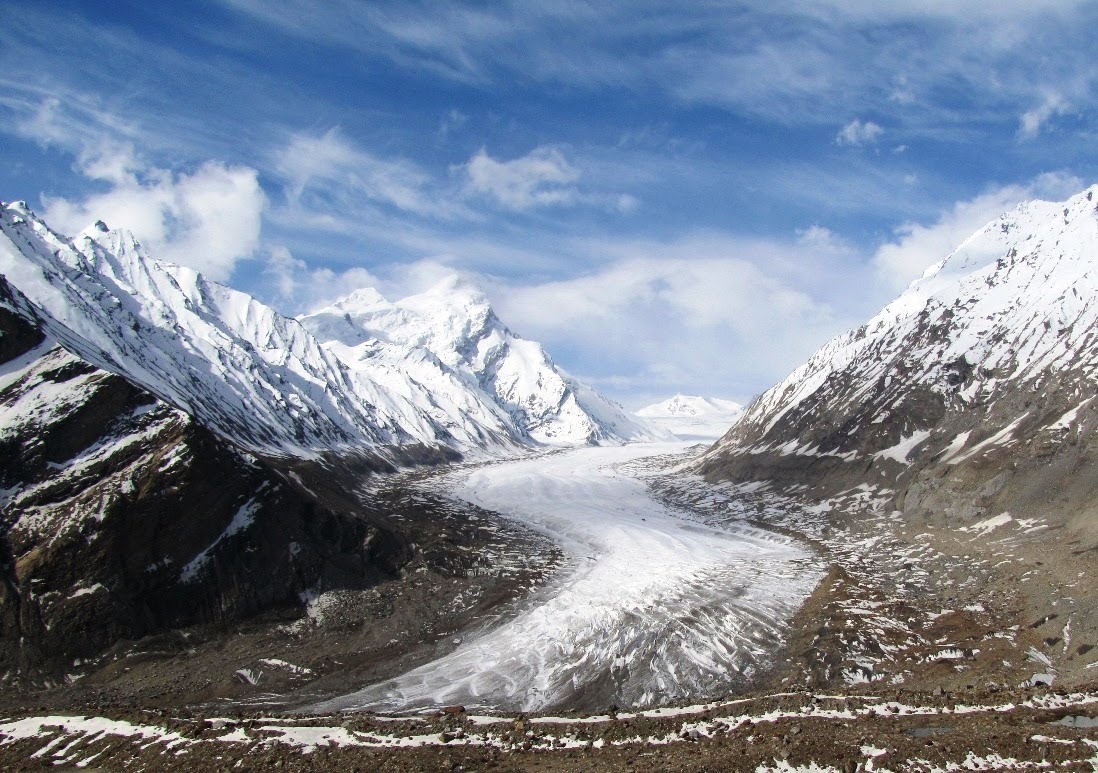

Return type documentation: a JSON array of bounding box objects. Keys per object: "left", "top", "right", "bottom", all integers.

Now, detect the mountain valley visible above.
[{"left": 2, "top": 189, "right": 1098, "bottom": 769}]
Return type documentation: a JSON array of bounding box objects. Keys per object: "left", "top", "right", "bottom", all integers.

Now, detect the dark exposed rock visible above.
[{"left": 0, "top": 299, "right": 412, "bottom": 684}]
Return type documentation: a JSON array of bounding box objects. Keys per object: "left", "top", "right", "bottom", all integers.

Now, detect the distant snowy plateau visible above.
[{"left": 636, "top": 394, "right": 744, "bottom": 440}]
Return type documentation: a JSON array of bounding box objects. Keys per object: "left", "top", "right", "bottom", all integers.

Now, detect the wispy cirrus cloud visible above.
[
  {"left": 274, "top": 128, "right": 449, "bottom": 218},
  {"left": 217, "top": 0, "right": 1098, "bottom": 134}
]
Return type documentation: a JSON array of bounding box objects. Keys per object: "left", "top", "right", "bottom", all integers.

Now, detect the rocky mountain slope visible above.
[
  {"left": 698, "top": 185, "right": 1098, "bottom": 525},
  {"left": 0, "top": 201, "right": 633, "bottom": 689},
  {"left": 301, "top": 277, "right": 660, "bottom": 445},
  {"left": 0, "top": 286, "right": 413, "bottom": 686}
]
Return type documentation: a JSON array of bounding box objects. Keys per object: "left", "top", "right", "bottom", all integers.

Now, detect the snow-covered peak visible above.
[
  {"left": 303, "top": 276, "right": 667, "bottom": 445},
  {"left": 919, "top": 184, "right": 1098, "bottom": 288},
  {"left": 0, "top": 203, "right": 525, "bottom": 462},
  {"left": 306, "top": 275, "right": 496, "bottom": 357},
  {"left": 638, "top": 394, "right": 744, "bottom": 419},
  {"left": 317, "top": 286, "right": 388, "bottom": 315},
  {"left": 702, "top": 184, "right": 1098, "bottom": 472},
  {"left": 1, "top": 203, "right": 657, "bottom": 460}
]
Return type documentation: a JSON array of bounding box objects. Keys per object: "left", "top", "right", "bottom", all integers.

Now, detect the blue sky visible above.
[{"left": 1, "top": 1, "right": 1095, "bottom": 407}]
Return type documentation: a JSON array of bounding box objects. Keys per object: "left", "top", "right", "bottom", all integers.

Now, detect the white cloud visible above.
[
  {"left": 872, "top": 171, "right": 1084, "bottom": 290},
  {"left": 796, "top": 224, "right": 850, "bottom": 253},
  {"left": 616, "top": 193, "right": 640, "bottom": 214},
  {"left": 13, "top": 94, "right": 142, "bottom": 159},
  {"left": 488, "top": 233, "right": 862, "bottom": 403},
  {"left": 437, "top": 108, "right": 468, "bottom": 140},
  {"left": 888, "top": 75, "right": 916, "bottom": 105},
  {"left": 462, "top": 146, "right": 580, "bottom": 210},
  {"left": 260, "top": 247, "right": 456, "bottom": 313},
  {"left": 263, "top": 244, "right": 307, "bottom": 300},
  {"left": 42, "top": 160, "right": 265, "bottom": 282},
  {"left": 835, "top": 118, "right": 883, "bottom": 146},
  {"left": 6, "top": 94, "right": 266, "bottom": 281},
  {"left": 294, "top": 265, "right": 389, "bottom": 310},
  {"left": 1018, "top": 92, "right": 1069, "bottom": 139}
]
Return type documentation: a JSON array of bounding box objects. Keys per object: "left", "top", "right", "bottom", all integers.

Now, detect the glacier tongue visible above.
[
  {"left": 312, "top": 442, "right": 818, "bottom": 713},
  {"left": 301, "top": 276, "right": 667, "bottom": 445}
]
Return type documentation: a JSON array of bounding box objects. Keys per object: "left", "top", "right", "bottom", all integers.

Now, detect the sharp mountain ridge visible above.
[
  {"left": 0, "top": 202, "right": 655, "bottom": 468},
  {"left": 698, "top": 184, "right": 1098, "bottom": 542}
]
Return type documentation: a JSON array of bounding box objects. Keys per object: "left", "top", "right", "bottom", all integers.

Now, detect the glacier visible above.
[{"left": 312, "top": 441, "right": 820, "bottom": 713}]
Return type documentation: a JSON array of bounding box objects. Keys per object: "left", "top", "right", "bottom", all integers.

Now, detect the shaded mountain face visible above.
[
  {"left": 698, "top": 186, "right": 1098, "bottom": 545},
  {"left": 0, "top": 288, "right": 409, "bottom": 683}
]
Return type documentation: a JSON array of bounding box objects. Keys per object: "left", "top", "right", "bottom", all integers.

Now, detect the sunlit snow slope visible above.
[
  {"left": 315, "top": 442, "right": 819, "bottom": 713},
  {"left": 0, "top": 202, "right": 648, "bottom": 463}
]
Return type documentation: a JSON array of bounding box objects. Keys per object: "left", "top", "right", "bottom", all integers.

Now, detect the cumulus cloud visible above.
[
  {"left": 872, "top": 171, "right": 1084, "bottom": 290},
  {"left": 42, "top": 159, "right": 265, "bottom": 282},
  {"left": 486, "top": 233, "right": 862, "bottom": 405},
  {"left": 264, "top": 251, "right": 388, "bottom": 311},
  {"left": 261, "top": 246, "right": 456, "bottom": 313},
  {"left": 293, "top": 265, "right": 390, "bottom": 310},
  {"left": 835, "top": 118, "right": 883, "bottom": 146},
  {"left": 462, "top": 146, "right": 580, "bottom": 210},
  {"left": 9, "top": 95, "right": 266, "bottom": 281}
]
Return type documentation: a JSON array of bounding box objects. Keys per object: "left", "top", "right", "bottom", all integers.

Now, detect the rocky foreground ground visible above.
[
  {"left": 1, "top": 686, "right": 1096, "bottom": 770},
  {"left": 1, "top": 450, "right": 1096, "bottom": 770}
]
